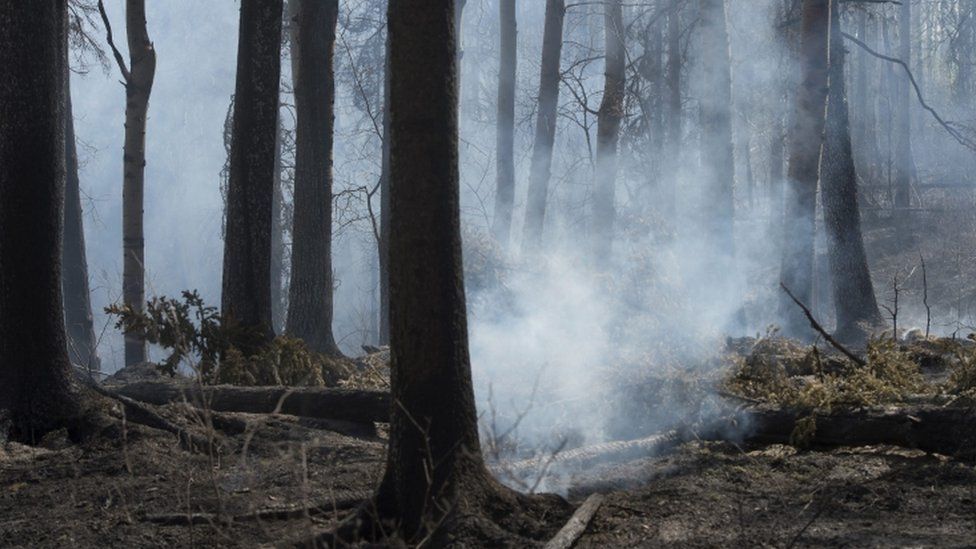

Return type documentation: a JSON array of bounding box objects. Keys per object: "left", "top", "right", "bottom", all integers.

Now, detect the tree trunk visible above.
[
  {"left": 372, "top": 1, "right": 535, "bottom": 541},
  {"left": 63, "top": 62, "right": 101, "bottom": 372},
  {"left": 778, "top": 0, "right": 830, "bottom": 338},
  {"left": 521, "top": 0, "right": 566, "bottom": 255},
  {"left": 270, "top": 118, "right": 285, "bottom": 334},
  {"left": 378, "top": 32, "right": 391, "bottom": 346},
  {"left": 285, "top": 0, "right": 341, "bottom": 357},
  {"left": 222, "top": 0, "right": 283, "bottom": 352},
  {"left": 591, "top": 0, "right": 625, "bottom": 264},
  {"left": 698, "top": 0, "right": 736, "bottom": 261},
  {"left": 664, "top": 0, "right": 682, "bottom": 223},
  {"left": 769, "top": 113, "right": 785, "bottom": 229},
  {"left": 893, "top": 0, "right": 912, "bottom": 236},
  {"left": 820, "top": 1, "right": 883, "bottom": 342},
  {"left": 122, "top": 0, "right": 156, "bottom": 367},
  {"left": 0, "top": 0, "right": 84, "bottom": 441},
  {"left": 491, "top": 0, "right": 517, "bottom": 249}
]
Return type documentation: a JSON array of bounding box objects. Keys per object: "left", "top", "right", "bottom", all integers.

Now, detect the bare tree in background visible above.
[
  {"left": 98, "top": 0, "right": 156, "bottom": 367},
  {"left": 893, "top": 0, "right": 913, "bottom": 238},
  {"left": 521, "top": 0, "right": 567, "bottom": 255},
  {"left": 591, "top": 0, "right": 626, "bottom": 264},
  {"left": 778, "top": 0, "right": 830, "bottom": 338},
  {"left": 222, "top": 0, "right": 284, "bottom": 350},
  {"left": 698, "top": 0, "right": 736, "bottom": 262},
  {"left": 492, "top": 0, "right": 518, "bottom": 250}
]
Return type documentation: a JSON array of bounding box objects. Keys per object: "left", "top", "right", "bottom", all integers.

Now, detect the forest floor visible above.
[{"left": 2, "top": 339, "right": 976, "bottom": 548}]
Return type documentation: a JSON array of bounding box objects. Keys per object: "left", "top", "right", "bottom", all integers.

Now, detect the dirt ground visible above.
[{"left": 2, "top": 399, "right": 975, "bottom": 548}]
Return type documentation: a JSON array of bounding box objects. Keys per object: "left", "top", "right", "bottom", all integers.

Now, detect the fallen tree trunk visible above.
[
  {"left": 740, "top": 404, "right": 976, "bottom": 461},
  {"left": 107, "top": 381, "right": 390, "bottom": 424}
]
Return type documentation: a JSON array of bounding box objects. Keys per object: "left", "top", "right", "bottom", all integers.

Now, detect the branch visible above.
[
  {"left": 96, "top": 0, "right": 130, "bottom": 82},
  {"left": 842, "top": 31, "right": 976, "bottom": 154},
  {"left": 779, "top": 283, "right": 867, "bottom": 367}
]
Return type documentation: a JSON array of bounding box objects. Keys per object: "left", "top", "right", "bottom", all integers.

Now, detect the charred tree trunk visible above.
[
  {"left": 121, "top": 0, "right": 156, "bottom": 367},
  {"left": 285, "top": 0, "right": 341, "bottom": 357},
  {"left": 222, "top": 0, "right": 283, "bottom": 351},
  {"left": 521, "top": 0, "right": 566, "bottom": 255},
  {"left": 591, "top": 0, "right": 625, "bottom": 264},
  {"left": 0, "top": 0, "right": 84, "bottom": 441},
  {"left": 63, "top": 62, "right": 101, "bottom": 372},
  {"left": 698, "top": 0, "right": 736, "bottom": 262},
  {"left": 365, "top": 1, "right": 546, "bottom": 542},
  {"left": 491, "top": 0, "right": 517, "bottom": 249},
  {"left": 820, "top": 1, "right": 883, "bottom": 342},
  {"left": 893, "top": 0, "right": 913, "bottom": 236},
  {"left": 778, "top": 0, "right": 830, "bottom": 338}
]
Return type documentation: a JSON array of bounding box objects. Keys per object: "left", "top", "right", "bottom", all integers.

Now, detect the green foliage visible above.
[{"left": 106, "top": 291, "right": 352, "bottom": 386}]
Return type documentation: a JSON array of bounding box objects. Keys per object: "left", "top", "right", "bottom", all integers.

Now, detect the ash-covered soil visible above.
[{"left": 2, "top": 404, "right": 974, "bottom": 547}]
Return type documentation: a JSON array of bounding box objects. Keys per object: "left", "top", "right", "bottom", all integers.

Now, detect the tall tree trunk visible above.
[
  {"left": 491, "top": 0, "right": 517, "bottom": 249},
  {"left": 893, "top": 0, "right": 912, "bottom": 236},
  {"left": 591, "top": 0, "right": 625, "bottom": 264},
  {"left": 769, "top": 112, "right": 785, "bottom": 227},
  {"left": 0, "top": 0, "right": 84, "bottom": 441},
  {"left": 698, "top": 0, "right": 735, "bottom": 260},
  {"left": 778, "top": 0, "right": 830, "bottom": 338},
  {"left": 222, "top": 0, "right": 283, "bottom": 351},
  {"left": 664, "top": 0, "right": 682, "bottom": 223},
  {"left": 521, "top": 0, "right": 566, "bottom": 255},
  {"left": 121, "top": 0, "right": 156, "bottom": 367},
  {"left": 368, "top": 1, "right": 535, "bottom": 541},
  {"left": 270, "top": 119, "right": 285, "bottom": 333},
  {"left": 63, "top": 62, "right": 101, "bottom": 372},
  {"left": 285, "top": 0, "right": 341, "bottom": 357},
  {"left": 821, "top": 1, "right": 883, "bottom": 342},
  {"left": 378, "top": 32, "right": 391, "bottom": 346}
]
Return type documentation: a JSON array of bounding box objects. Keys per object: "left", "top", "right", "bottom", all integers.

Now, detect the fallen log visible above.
[
  {"left": 143, "top": 490, "right": 368, "bottom": 526},
  {"left": 493, "top": 431, "right": 683, "bottom": 477},
  {"left": 740, "top": 404, "right": 976, "bottom": 461},
  {"left": 544, "top": 493, "right": 604, "bottom": 549},
  {"left": 107, "top": 381, "right": 390, "bottom": 424}
]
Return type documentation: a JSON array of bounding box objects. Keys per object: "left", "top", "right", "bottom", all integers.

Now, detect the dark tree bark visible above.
[
  {"left": 521, "top": 0, "right": 566, "bottom": 255},
  {"left": 285, "top": 0, "right": 342, "bottom": 357},
  {"left": 222, "top": 0, "right": 283, "bottom": 351},
  {"left": 359, "top": 1, "right": 553, "bottom": 542},
  {"left": 63, "top": 61, "right": 101, "bottom": 372},
  {"left": 591, "top": 0, "right": 626, "bottom": 264},
  {"left": 778, "top": 0, "right": 830, "bottom": 338},
  {"left": 120, "top": 0, "right": 156, "bottom": 367},
  {"left": 698, "top": 0, "right": 735, "bottom": 260},
  {"left": 820, "top": 1, "right": 883, "bottom": 342},
  {"left": 491, "top": 0, "right": 518, "bottom": 249},
  {"left": 0, "top": 0, "right": 84, "bottom": 441}
]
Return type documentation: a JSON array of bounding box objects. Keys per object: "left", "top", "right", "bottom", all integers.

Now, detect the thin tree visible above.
[
  {"left": 893, "top": 0, "right": 913, "bottom": 238},
  {"left": 0, "top": 0, "right": 85, "bottom": 440},
  {"left": 97, "top": 0, "right": 156, "bottom": 367},
  {"left": 664, "top": 0, "right": 682, "bottom": 223},
  {"left": 591, "top": 0, "right": 626, "bottom": 264},
  {"left": 285, "top": 0, "right": 342, "bottom": 357},
  {"left": 521, "top": 0, "right": 566, "bottom": 255},
  {"left": 63, "top": 55, "right": 101, "bottom": 372},
  {"left": 820, "top": 0, "right": 883, "bottom": 342},
  {"left": 491, "top": 0, "right": 518, "bottom": 249},
  {"left": 378, "top": 30, "right": 392, "bottom": 346},
  {"left": 698, "top": 0, "right": 735, "bottom": 260},
  {"left": 222, "top": 0, "right": 284, "bottom": 350},
  {"left": 778, "top": 0, "right": 830, "bottom": 338}
]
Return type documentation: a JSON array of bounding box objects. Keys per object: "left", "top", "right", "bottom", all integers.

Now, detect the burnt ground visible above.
[{"left": 2, "top": 401, "right": 975, "bottom": 548}]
